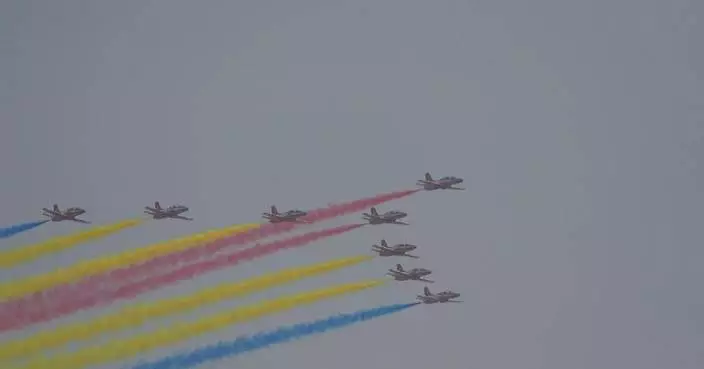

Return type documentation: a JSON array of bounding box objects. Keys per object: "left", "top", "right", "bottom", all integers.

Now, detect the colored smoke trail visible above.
[
  {"left": 55, "top": 188, "right": 418, "bottom": 296},
  {"left": 133, "top": 302, "right": 419, "bottom": 369},
  {"left": 0, "top": 188, "right": 414, "bottom": 303},
  {"left": 0, "top": 220, "right": 48, "bottom": 239},
  {"left": 0, "top": 223, "right": 260, "bottom": 304},
  {"left": 13, "top": 280, "right": 385, "bottom": 369},
  {"left": 0, "top": 224, "right": 364, "bottom": 332},
  {"left": 0, "top": 218, "right": 142, "bottom": 268},
  {"left": 0, "top": 255, "right": 374, "bottom": 361}
]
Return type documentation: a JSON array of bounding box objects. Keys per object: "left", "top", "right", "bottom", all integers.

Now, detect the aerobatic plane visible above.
[
  {"left": 416, "top": 286, "right": 462, "bottom": 304},
  {"left": 362, "top": 207, "right": 408, "bottom": 225},
  {"left": 42, "top": 204, "right": 90, "bottom": 223},
  {"left": 416, "top": 172, "right": 465, "bottom": 190},
  {"left": 144, "top": 202, "right": 192, "bottom": 220},
  {"left": 371, "top": 239, "right": 419, "bottom": 258},
  {"left": 261, "top": 205, "right": 308, "bottom": 223},
  {"left": 387, "top": 264, "right": 433, "bottom": 283}
]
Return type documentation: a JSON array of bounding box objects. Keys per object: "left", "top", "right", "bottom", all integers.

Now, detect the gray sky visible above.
[{"left": 2, "top": 0, "right": 703, "bottom": 368}]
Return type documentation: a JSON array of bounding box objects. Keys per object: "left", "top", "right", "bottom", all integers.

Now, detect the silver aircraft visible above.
[
  {"left": 387, "top": 264, "right": 433, "bottom": 283},
  {"left": 42, "top": 204, "right": 90, "bottom": 224},
  {"left": 362, "top": 207, "right": 408, "bottom": 225},
  {"left": 416, "top": 172, "right": 465, "bottom": 191},
  {"left": 371, "top": 239, "right": 419, "bottom": 258},
  {"left": 261, "top": 205, "right": 309, "bottom": 223},
  {"left": 144, "top": 202, "right": 192, "bottom": 220},
  {"left": 416, "top": 286, "right": 462, "bottom": 304}
]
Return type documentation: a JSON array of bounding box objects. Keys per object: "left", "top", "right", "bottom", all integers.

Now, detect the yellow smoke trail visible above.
[
  {"left": 0, "top": 223, "right": 260, "bottom": 301},
  {"left": 0, "top": 219, "right": 143, "bottom": 269},
  {"left": 13, "top": 279, "right": 385, "bottom": 369},
  {"left": 0, "top": 255, "right": 374, "bottom": 361}
]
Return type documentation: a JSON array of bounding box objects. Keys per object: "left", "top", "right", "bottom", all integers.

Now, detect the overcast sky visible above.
[{"left": 2, "top": 1, "right": 703, "bottom": 368}]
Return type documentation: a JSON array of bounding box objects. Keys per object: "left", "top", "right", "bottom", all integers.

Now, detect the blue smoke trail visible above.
[
  {"left": 0, "top": 220, "right": 48, "bottom": 239},
  {"left": 132, "top": 302, "right": 419, "bottom": 369}
]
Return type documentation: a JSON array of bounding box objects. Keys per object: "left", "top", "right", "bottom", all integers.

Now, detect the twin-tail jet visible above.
[
  {"left": 387, "top": 264, "right": 433, "bottom": 283},
  {"left": 42, "top": 204, "right": 90, "bottom": 224},
  {"left": 362, "top": 207, "right": 408, "bottom": 225},
  {"left": 261, "top": 205, "right": 309, "bottom": 223},
  {"left": 371, "top": 239, "right": 419, "bottom": 258},
  {"left": 416, "top": 172, "right": 465, "bottom": 191},
  {"left": 144, "top": 202, "right": 193, "bottom": 221},
  {"left": 416, "top": 286, "right": 462, "bottom": 304}
]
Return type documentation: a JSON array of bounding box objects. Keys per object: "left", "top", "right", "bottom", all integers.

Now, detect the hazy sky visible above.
[{"left": 2, "top": 1, "right": 703, "bottom": 368}]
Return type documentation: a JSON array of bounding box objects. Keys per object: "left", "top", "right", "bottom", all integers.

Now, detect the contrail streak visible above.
[
  {"left": 0, "top": 188, "right": 415, "bottom": 303},
  {"left": 0, "top": 218, "right": 142, "bottom": 268},
  {"left": 90, "top": 188, "right": 419, "bottom": 288},
  {"left": 12, "top": 280, "right": 385, "bottom": 369},
  {"left": 0, "top": 255, "right": 373, "bottom": 361},
  {"left": 0, "top": 220, "right": 48, "bottom": 239},
  {"left": 132, "top": 302, "right": 419, "bottom": 369},
  {"left": 0, "top": 224, "right": 364, "bottom": 331},
  {"left": 0, "top": 223, "right": 259, "bottom": 305}
]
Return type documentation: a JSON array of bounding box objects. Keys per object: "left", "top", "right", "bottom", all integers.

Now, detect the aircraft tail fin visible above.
[
  {"left": 370, "top": 207, "right": 378, "bottom": 216},
  {"left": 154, "top": 202, "right": 162, "bottom": 210},
  {"left": 53, "top": 204, "right": 60, "bottom": 212},
  {"left": 396, "top": 264, "right": 404, "bottom": 272},
  {"left": 424, "top": 286, "right": 431, "bottom": 296},
  {"left": 425, "top": 172, "right": 432, "bottom": 181},
  {"left": 271, "top": 205, "right": 278, "bottom": 215},
  {"left": 380, "top": 239, "right": 388, "bottom": 247}
]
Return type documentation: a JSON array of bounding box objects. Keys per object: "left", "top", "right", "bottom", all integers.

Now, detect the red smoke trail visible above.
[
  {"left": 0, "top": 224, "right": 364, "bottom": 332},
  {"left": 0, "top": 188, "right": 418, "bottom": 320}
]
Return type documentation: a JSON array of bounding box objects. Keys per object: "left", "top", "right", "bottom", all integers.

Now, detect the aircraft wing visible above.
[
  {"left": 404, "top": 254, "right": 420, "bottom": 259},
  {"left": 72, "top": 218, "right": 91, "bottom": 224},
  {"left": 145, "top": 206, "right": 160, "bottom": 212},
  {"left": 42, "top": 208, "right": 61, "bottom": 216},
  {"left": 418, "top": 278, "right": 435, "bottom": 283},
  {"left": 172, "top": 215, "right": 193, "bottom": 221},
  {"left": 393, "top": 221, "right": 410, "bottom": 225},
  {"left": 447, "top": 187, "right": 465, "bottom": 190}
]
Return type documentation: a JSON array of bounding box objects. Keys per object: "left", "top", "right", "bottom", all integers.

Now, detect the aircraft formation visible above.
[{"left": 39, "top": 172, "right": 462, "bottom": 304}]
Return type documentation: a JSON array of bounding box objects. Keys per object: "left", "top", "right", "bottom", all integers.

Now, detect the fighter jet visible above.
[
  {"left": 261, "top": 206, "right": 309, "bottom": 223},
  {"left": 387, "top": 264, "right": 433, "bottom": 283},
  {"left": 416, "top": 286, "right": 462, "bottom": 304},
  {"left": 42, "top": 204, "right": 90, "bottom": 224},
  {"left": 371, "top": 239, "right": 419, "bottom": 258},
  {"left": 416, "top": 172, "right": 465, "bottom": 191},
  {"left": 362, "top": 207, "right": 409, "bottom": 225},
  {"left": 144, "top": 202, "right": 193, "bottom": 221}
]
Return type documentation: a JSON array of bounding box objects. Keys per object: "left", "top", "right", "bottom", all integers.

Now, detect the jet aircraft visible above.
[
  {"left": 42, "top": 204, "right": 90, "bottom": 224},
  {"left": 416, "top": 172, "right": 465, "bottom": 190},
  {"left": 262, "top": 206, "right": 309, "bottom": 223},
  {"left": 371, "top": 239, "right": 419, "bottom": 258},
  {"left": 362, "top": 207, "right": 408, "bottom": 225},
  {"left": 416, "top": 286, "right": 462, "bottom": 303},
  {"left": 387, "top": 264, "right": 433, "bottom": 283},
  {"left": 144, "top": 202, "right": 192, "bottom": 221}
]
